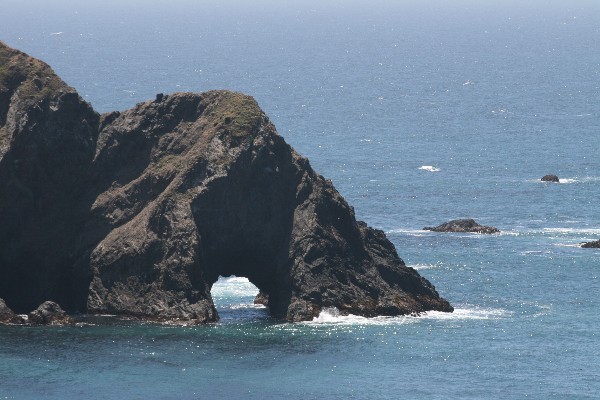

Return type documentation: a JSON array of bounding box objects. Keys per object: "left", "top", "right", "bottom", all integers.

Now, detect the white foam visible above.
[
  {"left": 497, "top": 230, "right": 521, "bottom": 237},
  {"left": 543, "top": 227, "right": 600, "bottom": 235},
  {"left": 230, "top": 303, "right": 267, "bottom": 310},
  {"left": 419, "top": 165, "right": 441, "bottom": 172},
  {"left": 520, "top": 250, "right": 551, "bottom": 256},
  {"left": 559, "top": 178, "right": 579, "bottom": 184},
  {"left": 386, "top": 228, "right": 429, "bottom": 236},
  {"left": 422, "top": 307, "right": 512, "bottom": 321},
  {"left": 554, "top": 243, "right": 584, "bottom": 248},
  {"left": 407, "top": 263, "right": 441, "bottom": 270},
  {"left": 304, "top": 306, "right": 511, "bottom": 326}
]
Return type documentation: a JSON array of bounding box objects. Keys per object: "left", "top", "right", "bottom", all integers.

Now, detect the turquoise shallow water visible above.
[{"left": 1, "top": 1, "right": 599, "bottom": 398}]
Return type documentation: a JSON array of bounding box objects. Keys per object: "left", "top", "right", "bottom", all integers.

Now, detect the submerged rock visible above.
[
  {"left": 541, "top": 175, "right": 560, "bottom": 183},
  {"left": 0, "top": 41, "right": 453, "bottom": 323},
  {"left": 581, "top": 240, "right": 600, "bottom": 248},
  {"left": 424, "top": 219, "right": 500, "bottom": 234},
  {"left": 28, "top": 301, "right": 73, "bottom": 325}
]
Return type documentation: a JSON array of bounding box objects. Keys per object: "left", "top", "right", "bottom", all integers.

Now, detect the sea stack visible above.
[{"left": 0, "top": 41, "right": 452, "bottom": 323}]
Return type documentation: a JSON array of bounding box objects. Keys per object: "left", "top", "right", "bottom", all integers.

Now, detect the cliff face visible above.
[
  {"left": 0, "top": 43, "right": 99, "bottom": 311},
  {"left": 0, "top": 42, "right": 452, "bottom": 322}
]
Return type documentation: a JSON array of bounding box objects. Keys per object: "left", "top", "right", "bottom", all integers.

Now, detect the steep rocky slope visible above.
[
  {"left": 0, "top": 42, "right": 99, "bottom": 311},
  {"left": 0, "top": 42, "right": 452, "bottom": 323}
]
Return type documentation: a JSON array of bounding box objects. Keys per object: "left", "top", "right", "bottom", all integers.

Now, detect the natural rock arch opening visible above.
[
  {"left": 191, "top": 138, "right": 301, "bottom": 320},
  {"left": 210, "top": 276, "right": 267, "bottom": 321}
]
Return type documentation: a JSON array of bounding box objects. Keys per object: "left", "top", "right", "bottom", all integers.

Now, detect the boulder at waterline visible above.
[
  {"left": 28, "top": 301, "right": 73, "bottom": 326},
  {"left": 541, "top": 174, "right": 560, "bottom": 183}
]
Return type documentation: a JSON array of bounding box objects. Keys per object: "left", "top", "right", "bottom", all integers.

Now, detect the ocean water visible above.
[{"left": 1, "top": 1, "right": 599, "bottom": 398}]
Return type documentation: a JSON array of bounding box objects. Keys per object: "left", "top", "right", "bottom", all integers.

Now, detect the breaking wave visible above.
[
  {"left": 407, "top": 263, "right": 442, "bottom": 270},
  {"left": 304, "top": 306, "right": 512, "bottom": 326},
  {"left": 419, "top": 165, "right": 441, "bottom": 172}
]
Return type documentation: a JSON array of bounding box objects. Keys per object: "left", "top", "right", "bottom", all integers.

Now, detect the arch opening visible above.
[
  {"left": 190, "top": 144, "right": 301, "bottom": 322},
  {"left": 210, "top": 275, "right": 269, "bottom": 323}
]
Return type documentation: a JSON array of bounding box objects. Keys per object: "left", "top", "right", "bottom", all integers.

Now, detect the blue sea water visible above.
[{"left": 1, "top": 0, "right": 600, "bottom": 398}]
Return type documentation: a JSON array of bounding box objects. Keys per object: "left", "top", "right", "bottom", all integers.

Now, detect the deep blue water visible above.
[{"left": 1, "top": 1, "right": 599, "bottom": 398}]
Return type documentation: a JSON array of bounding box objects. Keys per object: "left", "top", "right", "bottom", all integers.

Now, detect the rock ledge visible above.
[{"left": 424, "top": 219, "right": 500, "bottom": 234}]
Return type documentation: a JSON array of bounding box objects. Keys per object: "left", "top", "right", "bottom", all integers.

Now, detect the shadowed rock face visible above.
[
  {"left": 0, "top": 42, "right": 453, "bottom": 323},
  {"left": 0, "top": 42, "right": 99, "bottom": 312}
]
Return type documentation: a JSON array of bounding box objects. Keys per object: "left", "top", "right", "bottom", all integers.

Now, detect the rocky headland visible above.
[
  {"left": 424, "top": 219, "right": 500, "bottom": 234},
  {"left": 0, "top": 42, "right": 452, "bottom": 324}
]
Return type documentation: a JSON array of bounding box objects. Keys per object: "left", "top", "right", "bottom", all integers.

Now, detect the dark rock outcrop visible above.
[
  {"left": 254, "top": 291, "right": 270, "bottom": 307},
  {"left": 424, "top": 219, "right": 500, "bottom": 234},
  {"left": 541, "top": 175, "right": 560, "bottom": 183},
  {"left": 0, "top": 298, "right": 25, "bottom": 324},
  {"left": 0, "top": 42, "right": 99, "bottom": 312},
  {"left": 581, "top": 240, "right": 600, "bottom": 248},
  {"left": 0, "top": 41, "right": 453, "bottom": 323},
  {"left": 28, "top": 301, "right": 73, "bottom": 325}
]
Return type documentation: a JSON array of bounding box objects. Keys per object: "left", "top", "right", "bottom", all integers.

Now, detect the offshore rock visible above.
[
  {"left": 541, "top": 175, "right": 560, "bottom": 183},
  {"left": 424, "top": 219, "right": 500, "bottom": 234},
  {"left": 541, "top": 174, "right": 560, "bottom": 183},
  {"left": 0, "top": 41, "right": 452, "bottom": 323},
  {"left": 28, "top": 301, "right": 73, "bottom": 325},
  {"left": 581, "top": 240, "right": 600, "bottom": 248}
]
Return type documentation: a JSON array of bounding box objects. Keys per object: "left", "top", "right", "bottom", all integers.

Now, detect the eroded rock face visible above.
[
  {"left": 424, "top": 219, "right": 500, "bottom": 234},
  {"left": 0, "top": 41, "right": 453, "bottom": 323}
]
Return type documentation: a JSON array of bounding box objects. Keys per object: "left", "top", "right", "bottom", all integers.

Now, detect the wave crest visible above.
[
  {"left": 419, "top": 165, "right": 441, "bottom": 172},
  {"left": 305, "top": 306, "right": 512, "bottom": 326}
]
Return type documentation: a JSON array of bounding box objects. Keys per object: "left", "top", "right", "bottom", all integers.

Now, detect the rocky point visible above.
[{"left": 0, "top": 41, "right": 453, "bottom": 323}]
